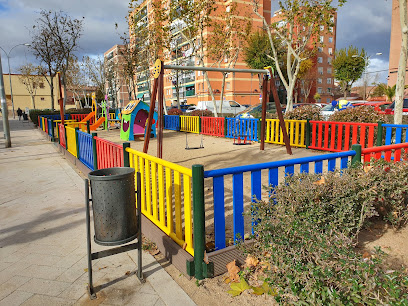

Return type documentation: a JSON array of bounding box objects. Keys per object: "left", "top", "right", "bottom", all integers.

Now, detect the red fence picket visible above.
[
  {"left": 361, "top": 143, "right": 408, "bottom": 163},
  {"left": 201, "top": 117, "right": 224, "bottom": 137},
  {"left": 309, "top": 121, "right": 376, "bottom": 152},
  {"left": 94, "top": 136, "right": 123, "bottom": 169},
  {"left": 58, "top": 124, "right": 66, "bottom": 149}
]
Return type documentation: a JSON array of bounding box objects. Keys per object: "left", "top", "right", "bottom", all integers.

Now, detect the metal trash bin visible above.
[{"left": 88, "top": 167, "right": 137, "bottom": 246}]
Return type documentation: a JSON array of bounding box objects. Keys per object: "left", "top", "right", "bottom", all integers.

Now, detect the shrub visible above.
[
  {"left": 244, "top": 162, "right": 408, "bottom": 304},
  {"left": 29, "top": 109, "right": 60, "bottom": 126},
  {"left": 167, "top": 108, "right": 183, "bottom": 115},
  {"left": 188, "top": 109, "right": 213, "bottom": 117},
  {"left": 328, "top": 105, "right": 390, "bottom": 123},
  {"left": 65, "top": 108, "right": 93, "bottom": 114},
  {"left": 284, "top": 105, "right": 323, "bottom": 121}
]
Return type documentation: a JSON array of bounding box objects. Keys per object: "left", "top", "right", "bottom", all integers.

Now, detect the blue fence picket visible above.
[
  {"left": 164, "top": 115, "right": 180, "bottom": 131},
  {"left": 204, "top": 150, "right": 356, "bottom": 251},
  {"left": 383, "top": 123, "right": 408, "bottom": 145},
  {"left": 225, "top": 118, "right": 259, "bottom": 141},
  {"left": 48, "top": 119, "right": 53, "bottom": 137},
  {"left": 77, "top": 130, "right": 94, "bottom": 170}
]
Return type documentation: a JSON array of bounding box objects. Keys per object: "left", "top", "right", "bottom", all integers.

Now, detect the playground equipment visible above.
[
  {"left": 120, "top": 100, "right": 158, "bottom": 141},
  {"left": 143, "top": 59, "right": 292, "bottom": 159},
  {"left": 185, "top": 133, "right": 204, "bottom": 150}
]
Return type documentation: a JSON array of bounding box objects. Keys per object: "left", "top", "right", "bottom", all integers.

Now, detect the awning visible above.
[{"left": 136, "top": 93, "right": 144, "bottom": 99}]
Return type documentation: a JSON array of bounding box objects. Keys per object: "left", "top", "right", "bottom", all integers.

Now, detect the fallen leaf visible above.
[
  {"left": 364, "top": 165, "right": 373, "bottom": 173},
  {"left": 226, "top": 260, "right": 240, "bottom": 282},
  {"left": 125, "top": 271, "right": 131, "bottom": 276},
  {"left": 182, "top": 242, "right": 187, "bottom": 250},
  {"left": 313, "top": 177, "right": 325, "bottom": 185},
  {"left": 227, "top": 278, "right": 250, "bottom": 297},
  {"left": 224, "top": 277, "right": 231, "bottom": 284},
  {"left": 251, "top": 281, "right": 276, "bottom": 296},
  {"left": 362, "top": 251, "right": 371, "bottom": 259},
  {"left": 260, "top": 261, "right": 271, "bottom": 271},
  {"left": 83, "top": 268, "right": 88, "bottom": 272},
  {"left": 245, "top": 255, "right": 259, "bottom": 268}
]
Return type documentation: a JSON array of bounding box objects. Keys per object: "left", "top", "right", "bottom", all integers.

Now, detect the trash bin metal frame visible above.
[{"left": 85, "top": 171, "right": 144, "bottom": 300}]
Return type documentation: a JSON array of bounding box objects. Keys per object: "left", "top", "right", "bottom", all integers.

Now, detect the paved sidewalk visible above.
[{"left": 0, "top": 119, "right": 195, "bottom": 306}]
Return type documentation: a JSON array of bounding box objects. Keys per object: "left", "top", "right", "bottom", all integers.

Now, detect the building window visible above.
[
  {"left": 317, "top": 57, "right": 323, "bottom": 63},
  {"left": 327, "top": 57, "right": 332, "bottom": 65},
  {"left": 226, "top": 82, "right": 231, "bottom": 90},
  {"left": 327, "top": 67, "right": 332, "bottom": 74},
  {"left": 275, "top": 80, "right": 280, "bottom": 86},
  {"left": 41, "top": 97, "right": 45, "bottom": 101},
  {"left": 39, "top": 82, "right": 44, "bottom": 88},
  {"left": 318, "top": 67, "right": 323, "bottom": 75},
  {"left": 328, "top": 47, "right": 333, "bottom": 55},
  {"left": 318, "top": 47, "right": 323, "bottom": 53},
  {"left": 320, "top": 36, "right": 324, "bottom": 43},
  {"left": 327, "top": 87, "right": 332, "bottom": 93},
  {"left": 317, "top": 87, "right": 323, "bottom": 94},
  {"left": 328, "top": 37, "right": 333, "bottom": 43},
  {"left": 327, "top": 78, "right": 332, "bottom": 84},
  {"left": 329, "top": 26, "right": 333, "bottom": 33},
  {"left": 320, "top": 25, "right": 324, "bottom": 31},
  {"left": 317, "top": 78, "right": 322, "bottom": 84}
]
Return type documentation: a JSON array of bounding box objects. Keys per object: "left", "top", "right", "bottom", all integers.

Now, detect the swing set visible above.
[{"left": 143, "top": 59, "right": 292, "bottom": 158}]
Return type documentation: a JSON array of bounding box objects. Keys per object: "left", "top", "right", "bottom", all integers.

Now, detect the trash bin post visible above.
[{"left": 84, "top": 179, "right": 96, "bottom": 299}]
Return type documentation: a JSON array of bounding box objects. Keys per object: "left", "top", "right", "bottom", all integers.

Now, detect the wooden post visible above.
[
  {"left": 268, "top": 68, "right": 292, "bottom": 155},
  {"left": 260, "top": 76, "right": 268, "bottom": 151},
  {"left": 57, "top": 72, "right": 65, "bottom": 125},
  {"left": 157, "top": 61, "right": 164, "bottom": 159},
  {"left": 143, "top": 78, "right": 159, "bottom": 154}
]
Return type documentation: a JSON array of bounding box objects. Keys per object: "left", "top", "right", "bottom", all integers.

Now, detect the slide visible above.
[
  {"left": 89, "top": 117, "right": 106, "bottom": 131},
  {"left": 79, "top": 111, "right": 95, "bottom": 123}
]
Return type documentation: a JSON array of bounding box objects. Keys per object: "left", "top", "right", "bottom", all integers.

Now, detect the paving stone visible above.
[
  {"left": 124, "top": 292, "right": 159, "bottom": 306},
  {"left": 0, "top": 275, "right": 31, "bottom": 300},
  {"left": 17, "top": 278, "right": 71, "bottom": 297},
  {"left": 0, "top": 290, "right": 33, "bottom": 306},
  {"left": 58, "top": 283, "right": 88, "bottom": 301},
  {"left": 0, "top": 262, "right": 32, "bottom": 285},
  {"left": 21, "top": 294, "right": 75, "bottom": 306},
  {"left": 16, "top": 265, "right": 66, "bottom": 281}
]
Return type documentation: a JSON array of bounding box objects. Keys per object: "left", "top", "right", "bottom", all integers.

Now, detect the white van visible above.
[{"left": 197, "top": 100, "right": 247, "bottom": 114}]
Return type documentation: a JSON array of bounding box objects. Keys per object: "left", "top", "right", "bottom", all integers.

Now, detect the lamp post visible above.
[
  {"left": 352, "top": 52, "right": 382, "bottom": 99},
  {"left": 0, "top": 52, "right": 11, "bottom": 147},
  {"left": 0, "top": 43, "right": 31, "bottom": 119}
]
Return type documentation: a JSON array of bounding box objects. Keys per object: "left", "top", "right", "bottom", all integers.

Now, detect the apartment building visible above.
[
  {"left": 131, "top": 0, "right": 271, "bottom": 108},
  {"left": 2, "top": 73, "right": 61, "bottom": 114},
  {"left": 270, "top": 10, "right": 337, "bottom": 104},
  {"left": 388, "top": 0, "right": 408, "bottom": 87},
  {"left": 104, "top": 45, "right": 131, "bottom": 109}
]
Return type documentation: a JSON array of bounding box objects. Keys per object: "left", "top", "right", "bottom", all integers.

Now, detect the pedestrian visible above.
[{"left": 17, "top": 108, "right": 23, "bottom": 121}]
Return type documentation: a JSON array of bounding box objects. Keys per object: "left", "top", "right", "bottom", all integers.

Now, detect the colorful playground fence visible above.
[
  {"left": 225, "top": 118, "right": 259, "bottom": 141},
  {"left": 126, "top": 148, "right": 194, "bottom": 256},
  {"left": 201, "top": 117, "right": 225, "bottom": 137},
  {"left": 309, "top": 121, "right": 377, "bottom": 152},
  {"left": 361, "top": 142, "right": 408, "bottom": 163},
  {"left": 77, "top": 131, "right": 94, "bottom": 170},
  {"left": 70, "top": 114, "right": 88, "bottom": 122},
  {"left": 164, "top": 115, "right": 181, "bottom": 131},
  {"left": 94, "top": 136, "right": 123, "bottom": 169},
  {"left": 180, "top": 116, "right": 200, "bottom": 133},
  {"left": 203, "top": 150, "right": 356, "bottom": 251},
  {"left": 265, "top": 119, "right": 307, "bottom": 148},
  {"left": 65, "top": 126, "right": 78, "bottom": 157},
  {"left": 58, "top": 124, "right": 66, "bottom": 149},
  {"left": 382, "top": 123, "right": 408, "bottom": 145}
]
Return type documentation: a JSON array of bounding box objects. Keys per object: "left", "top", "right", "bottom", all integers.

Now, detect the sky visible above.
[{"left": 0, "top": 0, "right": 394, "bottom": 85}]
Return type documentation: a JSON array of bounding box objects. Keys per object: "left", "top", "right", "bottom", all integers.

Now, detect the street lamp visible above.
[
  {"left": 352, "top": 53, "right": 382, "bottom": 99},
  {"left": 0, "top": 43, "right": 31, "bottom": 119}
]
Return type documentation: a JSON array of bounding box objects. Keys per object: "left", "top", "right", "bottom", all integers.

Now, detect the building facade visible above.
[
  {"left": 2, "top": 74, "right": 62, "bottom": 115},
  {"left": 104, "top": 45, "right": 131, "bottom": 109},
  {"left": 388, "top": 0, "right": 408, "bottom": 88},
  {"left": 131, "top": 0, "right": 272, "bottom": 108}
]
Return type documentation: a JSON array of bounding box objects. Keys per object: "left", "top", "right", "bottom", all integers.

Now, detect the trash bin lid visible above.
[{"left": 88, "top": 167, "right": 135, "bottom": 181}]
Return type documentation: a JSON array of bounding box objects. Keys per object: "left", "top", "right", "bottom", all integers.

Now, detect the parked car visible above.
[
  {"left": 353, "top": 101, "right": 392, "bottom": 114},
  {"left": 185, "top": 106, "right": 198, "bottom": 113},
  {"left": 384, "top": 99, "right": 408, "bottom": 115},
  {"left": 169, "top": 105, "right": 191, "bottom": 112},
  {"left": 236, "top": 103, "right": 286, "bottom": 118},
  {"left": 197, "top": 100, "right": 247, "bottom": 115}
]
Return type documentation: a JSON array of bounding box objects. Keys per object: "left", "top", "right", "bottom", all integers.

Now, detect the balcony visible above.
[{"left": 185, "top": 90, "right": 195, "bottom": 97}]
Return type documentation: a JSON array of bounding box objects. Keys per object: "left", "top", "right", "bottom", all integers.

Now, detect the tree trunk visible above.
[
  {"left": 219, "top": 73, "right": 226, "bottom": 114},
  {"left": 394, "top": 0, "right": 408, "bottom": 124},
  {"left": 203, "top": 70, "right": 218, "bottom": 117},
  {"left": 31, "top": 95, "right": 36, "bottom": 109},
  {"left": 62, "top": 76, "right": 67, "bottom": 111},
  {"left": 50, "top": 77, "right": 55, "bottom": 110}
]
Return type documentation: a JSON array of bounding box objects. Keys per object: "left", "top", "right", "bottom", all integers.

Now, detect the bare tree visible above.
[
  {"left": 18, "top": 63, "right": 41, "bottom": 109},
  {"left": 251, "top": 0, "right": 345, "bottom": 111},
  {"left": 394, "top": 0, "right": 408, "bottom": 124},
  {"left": 83, "top": 55, "right": 106, "bottom": 99},
  {"left": 30, "top": 10, "right": 83, "bottom": 110}
]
